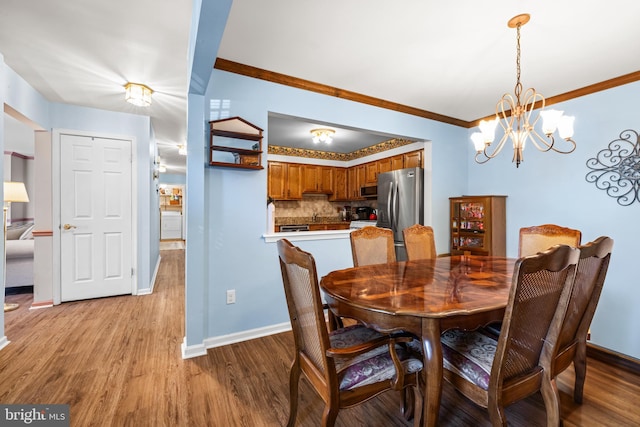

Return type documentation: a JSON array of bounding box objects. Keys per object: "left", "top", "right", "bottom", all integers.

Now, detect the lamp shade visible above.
[{"left": 4, "top": 182, "right": 29, "bottom": 203}]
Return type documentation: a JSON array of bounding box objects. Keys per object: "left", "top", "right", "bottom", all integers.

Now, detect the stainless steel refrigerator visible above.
[{"left": 376, "top": 167, "right": 424, "bottom": 261}]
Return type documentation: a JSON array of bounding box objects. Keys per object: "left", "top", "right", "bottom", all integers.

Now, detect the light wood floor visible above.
[{"left": 1, "top": 249, "right": 639, "bottom": 426}]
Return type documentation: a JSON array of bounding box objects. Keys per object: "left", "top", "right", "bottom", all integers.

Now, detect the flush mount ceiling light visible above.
[
  {"left": 124, "top": 82, "right": 153, "bottom": 107},
  {"left": 471, "top": 13, "right": 576, "bottom": 168},
  {"left": 310, "top": 128, "right": 335, "bottom": 144},
  {"left": 178, "top": 144, "right": 187, "bottom": 155}
]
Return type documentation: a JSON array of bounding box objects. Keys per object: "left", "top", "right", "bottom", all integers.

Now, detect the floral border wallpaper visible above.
[{"left": 268, "top": 138, "right": 416, "bottom": 161}]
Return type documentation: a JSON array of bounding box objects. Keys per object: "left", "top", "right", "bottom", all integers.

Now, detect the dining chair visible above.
[
  {"left": 403, "top": 224, "right": 437, "bottom": 261},
  {"left": 519, "top": 223, "right": 582, "bottom": 257},
  {"left": 440, "top": 244, "right": 580, "bottom": 426},
  {"left": 484, "top": 224, "right": 583, "bottom": 338},
  {"left": 277, "top": 239, "right": 424, "bottom": 427},
  {"left": 350, "top": 226, "right": 395, "bottom": 266},
  {"left": 551, "top": 236, "right": 613, "bottom": 404}
]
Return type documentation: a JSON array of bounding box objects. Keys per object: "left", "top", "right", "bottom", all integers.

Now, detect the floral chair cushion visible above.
[
  {"left": 330, "top": 325, "right": 423, "bottom": 391},
  {"left": 440, "top": 329, "right": 498, "bottom": 391}
]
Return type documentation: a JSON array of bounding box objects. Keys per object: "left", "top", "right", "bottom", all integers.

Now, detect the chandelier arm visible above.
[
  {"left": 482, "top": 131, "right": 510, "bottom": 160},
  {"left": 527, "top": 128, "right": 556, "bottom": 152}
]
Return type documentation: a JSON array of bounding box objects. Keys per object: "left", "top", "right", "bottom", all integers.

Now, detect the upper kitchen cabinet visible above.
[
  {"left": 302, "top": 165, "right": 334, "bottom": 194},
  {"left": 209, "top": 117, "right": 263, "bottom": 169},
  {"left": 329, "top": 167, "right": 349, "bottom": 201},
  {"left": 268, "top": 162, "right": 302, "bottom": 200},
  {"left": 403, "top": 150, "right": 422, "bottom": 168}
]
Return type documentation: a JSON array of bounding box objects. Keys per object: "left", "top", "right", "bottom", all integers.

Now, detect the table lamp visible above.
[{"left": 4, "top": 181, "right": 30, "bottom": 312}]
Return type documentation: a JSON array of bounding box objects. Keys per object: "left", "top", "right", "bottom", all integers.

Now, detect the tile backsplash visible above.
[{"left": 273, "top": 195, "right": 375, "bottom": 220}]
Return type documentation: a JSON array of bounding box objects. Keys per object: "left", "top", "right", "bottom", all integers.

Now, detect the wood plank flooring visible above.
[{"left": 1, "top": 249, "right": 639, "bottom": 426}]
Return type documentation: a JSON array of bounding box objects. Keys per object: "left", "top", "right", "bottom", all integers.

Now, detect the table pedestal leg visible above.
[{"left": 421, "top": 318, "right": 442, "bottom": 427}]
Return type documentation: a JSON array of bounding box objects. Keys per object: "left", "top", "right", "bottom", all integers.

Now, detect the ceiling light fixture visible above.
[
  {"left": 124, "top": 82, "right": 153, "bottom": 107},
  {"left": 178, "top": 144, "right": 187, "bottom": 155},
  {"left": 310, "top": 128, "right": 335, "bottom": 144},
  {"left": 471, "top": 14, "right": 576, "bottom": 168}
]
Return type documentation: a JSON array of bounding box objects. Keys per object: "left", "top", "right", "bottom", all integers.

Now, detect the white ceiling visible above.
[{"left": 2, "top": 0, "right": 640, "bottom": 171}]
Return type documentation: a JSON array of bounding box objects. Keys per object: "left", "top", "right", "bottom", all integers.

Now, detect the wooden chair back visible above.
[
  {"left": 403, "top": 224, "right": 436, "bottom": 261},
  {"left": 519, "top": 224, "right": 582, "bottom": 257},
  {"left": 350, "top": 226, "right": 395, "bottom": 266},
  {"left": 277, "top": 239, "right": 422, "bottom": 426},
  {"left": 441, "top": 244, "right": 579, "bottom": 426},
  {"left": 552, "top": 236, "right": 613, "bottom": 403}
]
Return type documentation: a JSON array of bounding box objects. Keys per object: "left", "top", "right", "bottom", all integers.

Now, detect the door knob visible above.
[{"left": 63, "top": 224, "right": 77, "bottom": 230}]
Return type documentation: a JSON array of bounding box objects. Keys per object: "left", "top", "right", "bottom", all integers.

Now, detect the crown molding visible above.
[{"left": 214, "top": 58, "right": 640, "bottom": 130}]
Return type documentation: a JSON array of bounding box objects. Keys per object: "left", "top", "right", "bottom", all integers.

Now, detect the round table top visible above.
[{"left": 320, "top": 255, "right": 516, "bottom": 318}]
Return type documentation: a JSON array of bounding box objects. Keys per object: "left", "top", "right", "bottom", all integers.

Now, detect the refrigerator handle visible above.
[
  {"left": 392, "top": 182, "right": 399, "bottom": 230},
  {"left": 386, "top": 181, "right": 393, "bottom": 226}
]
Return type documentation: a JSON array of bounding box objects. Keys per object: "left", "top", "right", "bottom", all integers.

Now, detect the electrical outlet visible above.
[{"left": 226, "top": 289, "right": 236, "bottom": 304}]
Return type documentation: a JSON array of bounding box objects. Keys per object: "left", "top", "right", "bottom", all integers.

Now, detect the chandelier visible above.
[
  {"left": 124, "top": 82, "right": 153, "bottom": 107},
  {"left": 310, "top": 128, "right": 335, "bottom": 144},
  {"left": 471, "top": 14, "right": 576, "bottom": 168}
]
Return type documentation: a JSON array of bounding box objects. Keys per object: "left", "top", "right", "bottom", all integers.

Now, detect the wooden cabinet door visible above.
[
  {"left": 378, "top": 157, "right": 393, "bottom": 175},
  {"left": 364, "top": 162, "right": 378, "bottom": 185},
  {"left": 268, "top": 162, "right": 286, "bottom": 200},
  {"left": 287, "top": 163, "right": 303, "bottom": 199},
  {"left": 330, "top": 168, "right": 348, "bottom": 201},
  {"left": 319, "top": 166, "right": 334, "bottom": 193},
  {"left": 404, "top": 151, "right": 423, "bottom": 168},
  {"left": 347, "top": 167, "right": 358, "bottom": 199},
  {"left": 302, "top": 165, "right": 319, "bottom": 193},
  {"left": 391, "top": 155, "right": 404, "bottom": 170},
  {"left": 356, "top": 165, "right": 366, "bottom": 198}
]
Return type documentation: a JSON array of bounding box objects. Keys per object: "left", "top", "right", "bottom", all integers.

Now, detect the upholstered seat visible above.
[
  {"left": 441, "top": 244, "right": 580, "bottom": 426},
  {"left": 403, "top": 224, "right": 436, "bottom": 261},
  {"left": 277, "top": 239, "right": 423, "bottom": 427}
]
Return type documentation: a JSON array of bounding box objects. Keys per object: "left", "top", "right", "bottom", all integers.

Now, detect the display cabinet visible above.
[
  {"left": 209, "top": 117, "right": 263, "bottom": 169},
  {"left": 449, "top": 195, "right": 507, "bottom": 256}
]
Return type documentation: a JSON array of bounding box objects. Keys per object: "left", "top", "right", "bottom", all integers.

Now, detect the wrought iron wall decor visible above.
[{"left": 585, "top": 129, "right": 640, "bottom": 206}]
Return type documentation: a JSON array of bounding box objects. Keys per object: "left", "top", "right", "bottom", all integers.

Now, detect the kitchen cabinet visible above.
[
  {"left": 302, "top": 165, "right": 334, "bottom": 194},
  {"left": 330, "top": 167, "right": 349, "bottom": 201},
  {"left": 404, "top": 150, "right": 422, "bottom": 169},
  {"left": 268, "top": 162, "right": 302, "bottom": 200},
  {"left": 308, "top": 223, "right": 351, "bottom": 231},
  {"left": 348, "top": 164, "right": 366, "bottom": 200},
  {"left": 209, "top": 117, "right": 263, "bottom": 170},
  {"left": 364, "top": 162, "right": 378, "bottom": 185},
  {"left": 391, "top": 154, "right": 405, "bottom": 170},
  {"left": 449, "top": 195, "right": 507, "bottom": 256},
  {"left": 377, "top": 157, "right": 393, "bottom": 175}
]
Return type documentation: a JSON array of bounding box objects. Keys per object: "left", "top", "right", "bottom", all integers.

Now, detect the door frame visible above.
[{"left": 52, "top": 129, "right": 138, "bottom": 305}]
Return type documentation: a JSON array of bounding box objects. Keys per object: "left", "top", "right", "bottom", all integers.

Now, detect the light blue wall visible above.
[
  {"left": 182, "top": 68, "right": 465, "bottom": 348},
  {"left": 466, "top": 81, "right": 640, "bottom": 358},
  {"left": 159, "top": 173, "right": 186, "bottom": 186}
]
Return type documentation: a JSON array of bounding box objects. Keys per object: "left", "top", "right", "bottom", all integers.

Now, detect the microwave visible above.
[{"left": 360, "top": 185, "right": 377, "bottom": 198}]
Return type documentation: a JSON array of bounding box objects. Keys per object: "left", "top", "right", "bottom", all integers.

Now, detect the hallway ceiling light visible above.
[
  {"left": 310, "top": 128, "right": 335, "bottom": 144},
  {"left": 471, "top": 14, "right": 576, "bottom": 168},
  {"left": 124, "top": 82, "right": 153, "bottom": 107},
  {"left": 178, "top": 144, "right": 187, "bottom": 155}
]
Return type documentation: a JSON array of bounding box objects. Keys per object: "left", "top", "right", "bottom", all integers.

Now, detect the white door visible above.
[{"left": 60, "top": 134, "right": 133, "bottom": 301}]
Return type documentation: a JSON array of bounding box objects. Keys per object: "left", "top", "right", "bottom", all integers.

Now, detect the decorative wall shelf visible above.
[{"left": 209, "top": 117, "right": 263, "bottom": 170}]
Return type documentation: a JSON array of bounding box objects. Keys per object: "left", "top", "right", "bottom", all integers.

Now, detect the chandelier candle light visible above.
[
  {"left": 310, "top": 128, "right": 335, "bottom": 144},
  {"left": 471, "top": 14, "right": 576, "bottom": 167}
]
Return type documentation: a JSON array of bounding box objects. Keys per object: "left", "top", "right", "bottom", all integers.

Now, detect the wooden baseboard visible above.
[{"left": 587, "top": 343, "right": 640, "bottom": 376}]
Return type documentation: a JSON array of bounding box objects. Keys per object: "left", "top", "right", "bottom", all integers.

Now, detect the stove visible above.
[{"left": 349, "top": 220, "right": 378, "bottom": 230}]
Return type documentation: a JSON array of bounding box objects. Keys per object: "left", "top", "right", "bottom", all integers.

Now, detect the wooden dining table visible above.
[{"left": 320, "top": 255, "right": 516, "bottom": 427}]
